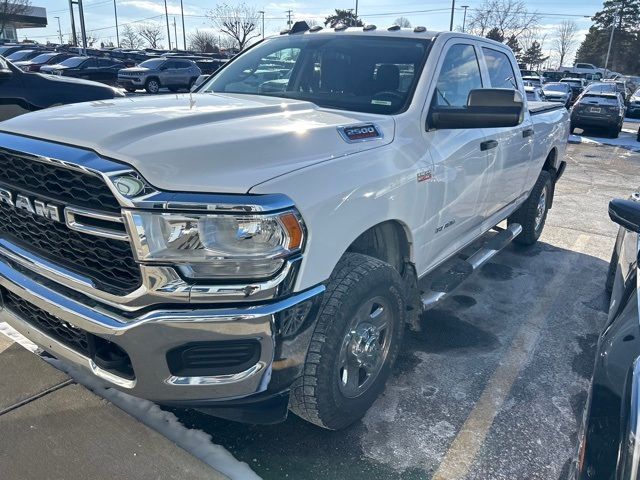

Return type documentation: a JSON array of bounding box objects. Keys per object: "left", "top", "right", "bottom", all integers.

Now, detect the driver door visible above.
[{"left": 419, "top": 40, "right": 494, "bottom": 271}]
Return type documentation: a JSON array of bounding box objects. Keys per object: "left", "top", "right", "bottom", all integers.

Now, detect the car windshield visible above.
[
  {"left": 28, "top": 52, "right": 57, "bottom": 63},
  {"left": 6, "top": 50, "right": 34, "bottom": 61},
  {"left": 544, "top": 84, "right": 567, "bottom": 92},
  {"left": 58, "top": 57, "right": 86, "bottom": 67},
  {"left": 582, "top": 93, "right": 618, "bottom": 101},
  {"left": 201, "top": 35, "right": 431, "bottom": 115},
  {"left": 139, "top": 59, "right": 166, "bottom": 69},
  {"left": 561, "top": 80, "right": 580, "bottom": 86}
]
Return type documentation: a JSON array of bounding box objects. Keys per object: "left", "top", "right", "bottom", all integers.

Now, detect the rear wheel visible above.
[
  {"left": 289, "top": 253, "right": 406, "bottom": 430},
  {"left": 145, "top": 78, "right": 160, "bottom": 94},
  {"left": 509, "top": 170, "right": 553, "bottom": 246},
  {"left": 610, "top": 124, "right": 620, "bottom": 138}
]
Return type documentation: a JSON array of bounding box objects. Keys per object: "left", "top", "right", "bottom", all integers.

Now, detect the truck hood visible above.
[{"left": 0, "top": 93, "right": 394, "bottom": 193}]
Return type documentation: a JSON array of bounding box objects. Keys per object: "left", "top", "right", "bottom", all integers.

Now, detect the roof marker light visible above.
[
  {"left": 414, "top": 26, "right": 427, "bottom": 33},
  {"left": 387, "top": 25, "right": 401, "bottom": 31},
  {"left": 363, "top": 24, "right": 377, "bottom": 31}
]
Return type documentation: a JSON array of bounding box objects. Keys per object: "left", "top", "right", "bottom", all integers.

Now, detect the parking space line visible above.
[{"left": 432, "top": 234, "right": 590, "bottom": 480}]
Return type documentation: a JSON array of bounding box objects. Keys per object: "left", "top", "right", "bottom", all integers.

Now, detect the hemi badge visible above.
[
  {"left": 417, "top": 170, "right": 432, "bottom": 182},
  {"left": 339, "top": 124, "right": 382, "bottom": 143}
]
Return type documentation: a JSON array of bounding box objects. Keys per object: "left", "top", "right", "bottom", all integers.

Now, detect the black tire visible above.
[
  {"left": 168, "top": 86, "right": 180, "bottom": 92},
  {"left": 145, "top": 78, "right": 160, "bottom": 94},
  {"left": 289, "top": 253, "right": 406, "bottom": 430},
  {"left": 509, "top": 170, "right": 553, "bottom": 246},
  {"left": 124, "top": 87, "right": 136, "bottom": 93},
  {"left": 570, "top": 123, "right": 576, "bottom": 134},
  {"left": 610, "top": 125, "right": 620, "bottom": 138}
]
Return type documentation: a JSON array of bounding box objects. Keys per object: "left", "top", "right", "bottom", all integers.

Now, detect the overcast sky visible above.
[{"left": 26, "top": 0, "right": 605, "bottom": 62}]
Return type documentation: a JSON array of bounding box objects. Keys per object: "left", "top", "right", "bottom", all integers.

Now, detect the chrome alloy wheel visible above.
[
  {"left": 535, "top": 185, "right": 548, "bottom": 232},
  {"left": 337, "top": 296, "right": 394, "bottom": 398}
]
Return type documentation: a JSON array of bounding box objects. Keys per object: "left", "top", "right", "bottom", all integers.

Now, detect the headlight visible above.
[{"left": 125, "top": 211, "right": 304, "bottom": 279}]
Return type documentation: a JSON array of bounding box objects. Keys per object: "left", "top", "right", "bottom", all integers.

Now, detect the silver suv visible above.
[{"left": 117, "top": 58, "right": 201, "bottom": 94}]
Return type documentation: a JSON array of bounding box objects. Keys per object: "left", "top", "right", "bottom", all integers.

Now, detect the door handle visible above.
[
  {"left": 480, "top": 139, "right": 498, "bottom": 151},
  {"left": 523, "top": 128, "right": 535, "bottom": 138}
]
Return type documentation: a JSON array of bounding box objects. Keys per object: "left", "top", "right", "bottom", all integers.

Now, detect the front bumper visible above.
[
  {"left": 0, "top": 254, "right": 324, "bottom": 404},
  {"left": 117, "top": 77, "right": 144, "bottom": 87}
]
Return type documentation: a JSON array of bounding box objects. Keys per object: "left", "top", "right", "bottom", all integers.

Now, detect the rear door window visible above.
[{"left": 482, "top": 47, "right": 517, "bottom": 89}]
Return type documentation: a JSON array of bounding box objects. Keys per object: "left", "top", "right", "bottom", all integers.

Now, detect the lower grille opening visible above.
[
  {"left": 166, "top": 340, "right": 261, "bottom": 377},
  {"left": 1, "top": 286, "right": 134, "bottom": 380}
]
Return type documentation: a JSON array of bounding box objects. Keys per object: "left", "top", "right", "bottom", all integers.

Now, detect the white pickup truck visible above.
[{"left": 0, "top": 27, "right": 568, "bottom": 430}]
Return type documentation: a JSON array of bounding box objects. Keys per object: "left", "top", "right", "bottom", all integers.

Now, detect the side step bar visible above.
[{"left": 420, "top": 223, "right": 523, "bottom": 310}]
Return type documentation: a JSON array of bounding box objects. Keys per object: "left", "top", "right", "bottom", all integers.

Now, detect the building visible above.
[{"left": 1, "top": 5, "right": 47, "bottom": 41}]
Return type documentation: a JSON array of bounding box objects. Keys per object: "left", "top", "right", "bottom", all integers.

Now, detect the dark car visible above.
[
  {"left": 570, "top": 85, "right": 626, "bottom": 138},
  {"left": 13, "top": 52, "right": 73, "bottom": 72},
  {"left": 575, "top": 194, "right": 640, "bottom": 480},
  {"left": 0, "top": 44, "right": 34, "bottom": 58},
  {"left": 4, "top": 49, "right": 46, "bottom": 63},
  {"left": 0, "top": 57, "right": 124, "bottom": 122},
  {"left": 40, "top": 56, "right": 124, "bottom": 85}
]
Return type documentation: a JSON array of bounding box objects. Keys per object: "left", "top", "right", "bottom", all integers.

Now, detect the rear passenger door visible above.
[
  {"left": 421, "top": 40, "right": 493, "bottom": 268},
  {"left": 479, "top": 46, "right": 533, "bottom": 216}
]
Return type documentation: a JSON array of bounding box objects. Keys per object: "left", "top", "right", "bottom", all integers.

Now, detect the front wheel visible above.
[
  {"left": 509, "top": 170, "right": 553, "bottom": 246},
  {"left": 289, "top": 253, "right": 406, "bottom": 430},
  {"left": 145, "top": 78, "right": 160, "bottom": 94}
]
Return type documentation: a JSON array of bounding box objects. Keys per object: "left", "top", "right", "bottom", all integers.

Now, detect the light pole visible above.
[
  {"left": 77, "top": 0, "right": 88, "bottom": 54},
  {"left": 112, "top": 0, "right": 119, "bottom": 47},
  {"left": 258, "top": 10, "right": 265, "bottom": 39},
  {"left": 164, "top": 0, "right": 172, "bottom": 50},
  {"left": 449, "top": 0, "right": 455, "bottom": 31},
  {"left": 54, "top": 16, "right": 63, "bottom": 44},
  {"left": 604, "top": 3, "right": 621, "bottom": 75},
  {"left": 461, "top": 5, "right": 469, "bottom": 32},
  {"left": 67, "top": 0, "right": 77, "bottom": 46},
  {"left": 180, "top": 0, "right": 186, "bottom": 50},
  {"left": 355, "top": 0, "right": 359, "bottom": 18}
]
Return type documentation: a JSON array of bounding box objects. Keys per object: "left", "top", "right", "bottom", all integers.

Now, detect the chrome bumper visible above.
[{"left": 0, "top": 255, "right": 324, "bottom": 402}]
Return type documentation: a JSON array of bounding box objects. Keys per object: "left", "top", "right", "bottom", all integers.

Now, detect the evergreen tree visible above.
[
  {"left": 505, "top": 35, "right": 522, "bottom": 62},
  {"left": 324, "top": 9, "right": 364, "bottom": 28},
  {"left": 575, "top": 0, "right": 640, "bottom": 74},
  {"left": 486, "top": 27, "right": 504, "bottom": 42},
  {"left": 521, "top": 41, "right": 549, "bottom": 69}
]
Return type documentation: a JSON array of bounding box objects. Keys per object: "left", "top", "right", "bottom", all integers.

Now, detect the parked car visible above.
[
  {"left": 628, "top": 87, "right": 640, "bottom": 118},
  {"left": 4, "top": 49, "right": 45, "bottom": 63},
  {"left": 525, "top": 85, "right": 546, "bottom": 102},
  {"left": 522, "top": 75, "right": 543, "bottom": 87},
  {"left": 0, "top": 57, "right": 124, "bottom": 122},
  {"left": 40, "top": 56, "right": 124, "bottom": 85},
  {"left": 560, "top": 62, "right": 604, "bottom": 77},
  {"left": 117, "top": 57, "right": 202, "bottom": 93},
  {"left": 542, "top": 82, "right": 572, "bottom": 107},
  {"left": 570, "top": 86, "right": 626, "bottom": 137},
  {"left": 13, "top": 52, "right": 73, "bottom": 72},
  {"left": 560, "top": 77, "right": 587, "bottom": 102},
  {"left": 574, "top": 194, "right": 640, "bottom": 480},
  {"left": 603, "top": 79, "right": 633, "bottom": 103},
  {"left": 0, "top": 29, "right": 569, "bottom": 429},
  {"left": 0, "top": 44, "right": 35, "bottom": 58}
]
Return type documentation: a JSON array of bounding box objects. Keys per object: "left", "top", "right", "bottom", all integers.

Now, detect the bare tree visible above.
[
  {"left": 208, "top": 2, "right": 261, "bottom": 51},
  {"left": 0, "top": 0, "right": 31, "bottom": 38},
  {"left": 394, "top": 17, "right": 412, "bottom": 28},
  {"left": 85, "top": 34, "right": 99, "bottom": 47},
  {"left": 552, "top": 20, "right": 578, "bottom": 69},
  {"left": 120, "top": 25, "right": 143, "bottom": 49},
  {"left": 188, "top": 29, "right": 218, "bottom": 52},
  {"left": 467, "top": 0, "right": 538, "bottom": 39},
  {"left": 137, "top": 23, "right": 164, "bottom": 49}
]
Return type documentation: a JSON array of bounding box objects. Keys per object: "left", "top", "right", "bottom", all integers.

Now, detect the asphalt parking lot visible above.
[{"left": 2, "top": 121, "right": 640, "bottom": 480}]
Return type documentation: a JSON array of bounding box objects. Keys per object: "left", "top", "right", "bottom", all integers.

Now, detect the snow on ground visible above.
[
  {"left": 569, "top": 130, "right": 640, "bottom": 152},
  {"left": 0, "top": 322, "right": 261, "bottom": 480}
]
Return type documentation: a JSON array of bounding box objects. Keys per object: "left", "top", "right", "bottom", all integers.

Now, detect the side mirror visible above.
[
  {"left": 428, "top": 88, "right": 524, "bottom": 130},
  {"left": 609, "top": 199, "right": 640, "bottom": 233},
  {"left": 0, "top": 68, "right": 12, "bottom": 79}
]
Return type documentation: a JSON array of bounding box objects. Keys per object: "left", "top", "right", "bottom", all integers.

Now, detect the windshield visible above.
[
  {"left": 201, "top": 35, "right": 431, "bottom": 115},
  {"left": 6, "top": 50, "right": 34, "bottom": 61},
  {"left": 27, "top": 52, "right": 57, "bottom": 63},
  {"left": 58, "top": 57, "right": 86, "bottom": 67},
  {"left": 544, "top": 84, "right": 568, "bottom": 92},
  {"left": 139, "top": 59, "right": 166, "bottom": 69}
]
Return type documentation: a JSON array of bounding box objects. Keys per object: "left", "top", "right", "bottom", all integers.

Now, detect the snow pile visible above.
[
  {"left": 0, "top": 322, "right": 261, "bottom": 480},
  {"left": 569, "top": 130, "right": 640, "bottom": 152}
]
